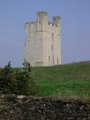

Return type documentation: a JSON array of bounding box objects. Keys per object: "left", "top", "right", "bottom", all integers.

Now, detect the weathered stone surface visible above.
[
  {"left": 0, "top": 95, "right": 90, "bottom": 120},
  {"left": 24, "top": 11, "right": 61, "bottom": 66}
]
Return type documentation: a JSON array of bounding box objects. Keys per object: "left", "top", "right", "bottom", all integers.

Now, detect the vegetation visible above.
[
  {"left": 0, "top": 62, "right": 38, "bottom": 95},
  {"left": 32, "top": 63, "right": 90, "bottom": 99},
  {"left": 0, "top": 62, "right": 90, "bottom": 99}
]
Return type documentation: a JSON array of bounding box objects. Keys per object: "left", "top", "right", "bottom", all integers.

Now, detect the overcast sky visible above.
[{"left": 0, "top": 0, "right": 90, "bottom": 67}]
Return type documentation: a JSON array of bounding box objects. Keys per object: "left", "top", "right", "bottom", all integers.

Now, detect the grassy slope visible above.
[{"left": 32, "top": 63, "right": 90, "bottom": 99}]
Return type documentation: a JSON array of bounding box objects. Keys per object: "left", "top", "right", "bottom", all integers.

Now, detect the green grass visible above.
[{"left": 31, "top": 63, "right": 90, "bottom": 99}]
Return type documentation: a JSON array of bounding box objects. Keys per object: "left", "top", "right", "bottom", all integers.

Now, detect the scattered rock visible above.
[{"left": 0, "top": 95, "right": 90, "bottom": 120}]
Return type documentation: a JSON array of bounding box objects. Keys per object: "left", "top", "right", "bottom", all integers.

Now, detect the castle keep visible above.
[{"left": 24, "top": 11, "right": 61, "bottom": 66}]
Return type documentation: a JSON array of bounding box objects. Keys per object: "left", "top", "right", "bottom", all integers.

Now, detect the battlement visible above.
[
  {"left": 36, "top": 11, "right": 48, "bottom": 25},
  {"left": 25, "top": 22, "right": 36, "bottom": 26},
  {"left": 37, "top": 11, "right": 48, "bottom": 16},
  {"left": 53, "top": 16, "right": 61, "bottom": 20},
  {"left": 53, "top": 16, "right": 61, "bottom": 26}
]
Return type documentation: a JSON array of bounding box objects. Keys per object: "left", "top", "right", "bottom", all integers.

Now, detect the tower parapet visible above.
[
  {"left": 53, "top": 16, "right": 61, "bottom": 26},
  {"left": 37, "top": 11, "right": 48, "bottom": 25}
]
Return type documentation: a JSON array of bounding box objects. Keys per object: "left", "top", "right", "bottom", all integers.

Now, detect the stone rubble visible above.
[{"left": 0, "top": 95, "right": 90, "bottom": 120}]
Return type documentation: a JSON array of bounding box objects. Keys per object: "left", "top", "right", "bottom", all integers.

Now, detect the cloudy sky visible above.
[{"left": 0, "top": 0, "right": 90, "bottom": 67}]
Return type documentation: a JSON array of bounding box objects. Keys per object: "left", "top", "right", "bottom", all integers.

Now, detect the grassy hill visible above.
[{"left": 32, "top": 63, "right": 90, "bottom": 99}]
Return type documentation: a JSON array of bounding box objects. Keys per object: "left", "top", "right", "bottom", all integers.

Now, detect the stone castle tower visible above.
[{"left": 24, "top": 11, "right": 61, "bottom": 66}]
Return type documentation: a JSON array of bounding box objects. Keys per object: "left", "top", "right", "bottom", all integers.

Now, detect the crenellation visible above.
[{"left": 24, "top": 11, "right": 61, "bottom": 66}]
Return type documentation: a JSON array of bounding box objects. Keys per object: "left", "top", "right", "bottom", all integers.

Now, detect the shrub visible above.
[{"left": 0, "top": 61, "right": 38, "bottom": 95}]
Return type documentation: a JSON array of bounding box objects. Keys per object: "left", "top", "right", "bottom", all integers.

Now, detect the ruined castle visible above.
[{"left": 24, "top": 11, "right": 61, "bottom": 66}]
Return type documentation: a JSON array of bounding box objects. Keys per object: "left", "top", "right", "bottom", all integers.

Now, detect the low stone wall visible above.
[{"left": 0, "top": 95, "right": 90, "bottom": 120}]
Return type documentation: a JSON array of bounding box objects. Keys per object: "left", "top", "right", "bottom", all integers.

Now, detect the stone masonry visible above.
[{"left": 24, "top": 11, "right": 61, "bottom": 66}]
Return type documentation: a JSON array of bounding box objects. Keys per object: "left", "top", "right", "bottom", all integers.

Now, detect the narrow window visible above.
[
  {"left": 53, "top": 56, "right": 54, "bottom": 64},
  {"left": 52, "top": 33, "right": 54, "bottom": 39},
  {"left": 48, "top": 56, "right": 50, "bottom": 62},
  {"left": 51, "top": 45, "right": 53, "bottom": 50},
  {"left": 57, "top": 58, "right": 59, "bottom": 64}
]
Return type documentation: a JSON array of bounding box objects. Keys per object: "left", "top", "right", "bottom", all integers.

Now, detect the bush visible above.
[{"left": 0, "top": 62, "right": 38, "bottom": 95}]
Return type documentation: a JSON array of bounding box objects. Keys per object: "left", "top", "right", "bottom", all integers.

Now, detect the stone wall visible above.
[
  {"left": 24, "top": 11, "right": 61, "bottom": 66},
  {"left": 0, "top": 95, "right": 90, "bottom": 120}
]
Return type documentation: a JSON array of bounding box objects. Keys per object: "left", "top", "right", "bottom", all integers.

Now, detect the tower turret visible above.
[
  {"left": 53, "top": 16, "right": 61, "bottom": 26},
  {"left": 37, "top": 11, "right": 48, "bottom": 24},
  {"left": 36, "top": 11, "right": 48, "bottom": 31}
]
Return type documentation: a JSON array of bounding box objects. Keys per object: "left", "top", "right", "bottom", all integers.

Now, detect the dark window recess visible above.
[
  {"left": 51, "top": 45, "right": 53, "bottom": 50},
  {"left": 53, "top": 56, "right": 54, "bottom": 64},
  {"left": 57, "top": 58, "right": 59, "bottom": 64},
  {"left": 52, "top": 33, "right": 54, "bottom": 39},
  {"left": 48, "top": 56, "right": 50, "bottom": 62}
]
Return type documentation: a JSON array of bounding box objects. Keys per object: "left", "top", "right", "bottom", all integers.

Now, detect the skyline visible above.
[{"left": 0, "top": 0, "right": 90, "bottom": 67}]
